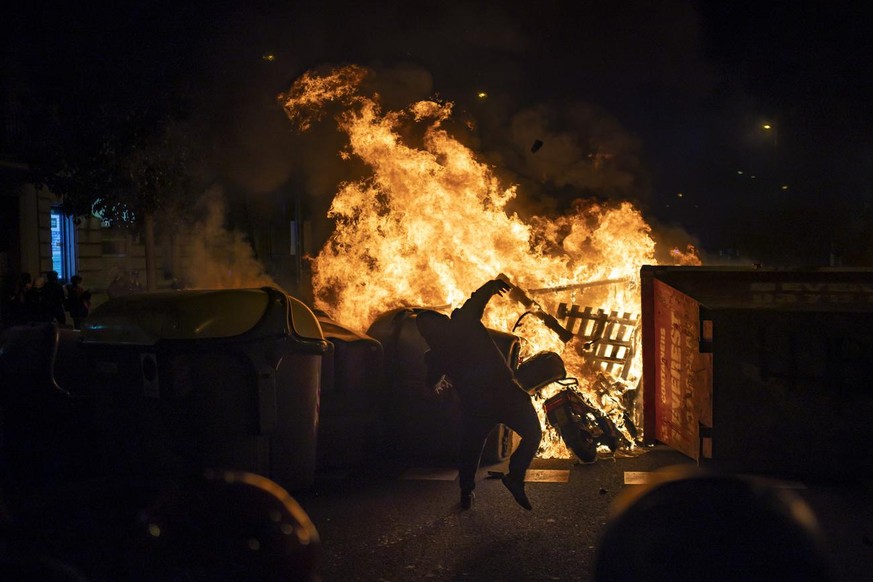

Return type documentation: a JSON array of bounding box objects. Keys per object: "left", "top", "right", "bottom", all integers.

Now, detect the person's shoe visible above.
[
  {"left": 502, "top": 475, "right": 532, "bottom": 510},
  {"left": 460, "top": 491, "right": 475, "bottom": 510}
]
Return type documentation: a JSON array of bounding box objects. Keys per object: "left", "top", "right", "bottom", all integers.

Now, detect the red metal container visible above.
[{"left": 640, "top": 265, "right": 873, "bottom": 479}]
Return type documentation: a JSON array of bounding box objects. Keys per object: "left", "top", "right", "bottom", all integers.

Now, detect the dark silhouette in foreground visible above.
[
  {"left": 416, "top": 279, "right": 542, "bottom": 510},
  {"left": 126, "top": 470, "right": 321, "bottom": 581},
  {"left": 594, "top": 466, "right": 836, "bottom": 582}
]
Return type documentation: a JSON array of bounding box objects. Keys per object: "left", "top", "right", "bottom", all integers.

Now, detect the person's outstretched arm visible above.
[{"left": 455, "top": 279, "right": 512, "bottom": 322}]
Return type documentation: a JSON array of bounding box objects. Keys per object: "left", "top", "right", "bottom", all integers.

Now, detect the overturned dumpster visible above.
[
  {"left": 80, "top": 287, "right": 329, "bottom": 491},
  {"left": 640, "top": 266, "right": 873, "bottom": 479}
]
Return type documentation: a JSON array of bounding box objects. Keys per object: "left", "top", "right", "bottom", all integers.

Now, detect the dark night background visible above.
[{"left": 5, "top": 0, "right": 873, "bottom": 266}]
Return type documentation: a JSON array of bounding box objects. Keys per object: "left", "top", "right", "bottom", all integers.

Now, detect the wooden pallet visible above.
[{"left": 557, "top": 303, "right": 639, "bottom": 379}]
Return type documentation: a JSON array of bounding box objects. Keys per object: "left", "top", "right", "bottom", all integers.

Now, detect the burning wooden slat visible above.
[
  {"left": 558, "top": 303, "right": 640, "bottom": 379},
  {"left": 527, "top": 278, "right": 629, "bottom": 294}
]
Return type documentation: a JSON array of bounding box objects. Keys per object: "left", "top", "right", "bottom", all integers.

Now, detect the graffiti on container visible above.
[{"left": 653, "top": 280, "right": 707, "bottom": 460}]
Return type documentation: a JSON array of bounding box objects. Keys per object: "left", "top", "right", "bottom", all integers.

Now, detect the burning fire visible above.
[{"left": 279, "top": 65, "right": 699, "bottom": 458}]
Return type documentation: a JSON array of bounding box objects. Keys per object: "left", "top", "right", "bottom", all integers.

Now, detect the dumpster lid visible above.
[
  {"left": 81, "top": 288, "right": 323, "bottom": 345},
  {"left": 316, "top": 313, "right": 378, "bottom": 344},
  {"left": 641, "top": 265, "right": 873, "bottom": 312}
]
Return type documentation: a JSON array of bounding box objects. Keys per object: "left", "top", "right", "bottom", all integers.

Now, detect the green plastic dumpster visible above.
[
  {"left": 80, "top": 287, "right": 329, "bottom": 491},
  {"left": 316, "top": 313, "right": 385, "bottom": 469}
]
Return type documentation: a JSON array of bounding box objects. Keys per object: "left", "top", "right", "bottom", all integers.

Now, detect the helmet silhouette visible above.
[{"left": 130, "top": 470, "right": 320, "bottom": 581}]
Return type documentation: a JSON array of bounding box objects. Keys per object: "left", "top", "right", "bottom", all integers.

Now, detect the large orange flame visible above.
[{"left": 280, "top": 66, "right": 699, "bottom": 458}]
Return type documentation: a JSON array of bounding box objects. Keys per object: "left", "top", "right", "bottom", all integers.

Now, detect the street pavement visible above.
[{"left": 295, "top": 446, "right": 873, "bottom": 581}]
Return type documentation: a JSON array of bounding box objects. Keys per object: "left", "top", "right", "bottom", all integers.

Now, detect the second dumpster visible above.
[{"left": 80, "top": 287, "right": 328, "bottom": 491}]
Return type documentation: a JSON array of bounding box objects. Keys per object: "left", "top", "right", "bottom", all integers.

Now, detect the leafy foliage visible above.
[
  {"left": 18, "top": 2, "right": 211, "bottom": 230},
  {"left": 26, "top": 92, "right": 204, "bottom": 230}
]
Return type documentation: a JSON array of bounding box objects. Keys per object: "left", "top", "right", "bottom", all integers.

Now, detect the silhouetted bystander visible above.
[
  {"left": 42, "top": 271, "right": 67, "bottom": 326},
  {"left": 64, "top": 275, "right": 91, "bottom": 330}
]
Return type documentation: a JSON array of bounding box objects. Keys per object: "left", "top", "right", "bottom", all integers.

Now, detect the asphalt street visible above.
[{"left": 295, "top": 446, "right": 873, "bottom": 581}]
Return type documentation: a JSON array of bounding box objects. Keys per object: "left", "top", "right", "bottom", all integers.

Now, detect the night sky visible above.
[{"left": 7, "top": 1, "right": 873, "bottom": 265}]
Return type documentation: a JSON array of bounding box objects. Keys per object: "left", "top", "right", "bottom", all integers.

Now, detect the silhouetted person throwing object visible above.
[{"left": 416, "top": 278, "right": 542, "bottom": 510}]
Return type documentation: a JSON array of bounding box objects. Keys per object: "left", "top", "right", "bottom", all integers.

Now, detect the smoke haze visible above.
[{"left": 175, "top": 187, "right": 278, "bottom": 290}]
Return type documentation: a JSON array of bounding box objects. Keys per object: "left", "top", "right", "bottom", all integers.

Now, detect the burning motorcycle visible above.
[
  {"left": 542, "top": 379, "right": 622, "bottom": 463},
  {"left": 514, "top": 350, "right": 623, "bottom": 464}
]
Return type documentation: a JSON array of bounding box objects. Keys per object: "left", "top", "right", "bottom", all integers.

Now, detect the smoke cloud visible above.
[{"left": 174, "top": 187, "right": 278, "bottom": 290}]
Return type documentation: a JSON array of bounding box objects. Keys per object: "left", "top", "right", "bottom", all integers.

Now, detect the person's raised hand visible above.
[{"left": 489, "top": 278, "right": 513, "bottom": 297}]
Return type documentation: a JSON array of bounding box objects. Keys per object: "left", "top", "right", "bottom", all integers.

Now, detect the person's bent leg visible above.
[
  {"left": 494, "top": 386, "right": 541, "bottom": 510},
  {"left": 501, "top": 389, "right": 542, "bottom": 483},
  {"left": 457, "top": 414, "right": 494, "bottom": 497}
]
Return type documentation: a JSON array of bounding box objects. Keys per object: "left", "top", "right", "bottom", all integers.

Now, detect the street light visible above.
[{"left": 762, "top": 122, "right": 778, "bottom": 147}]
